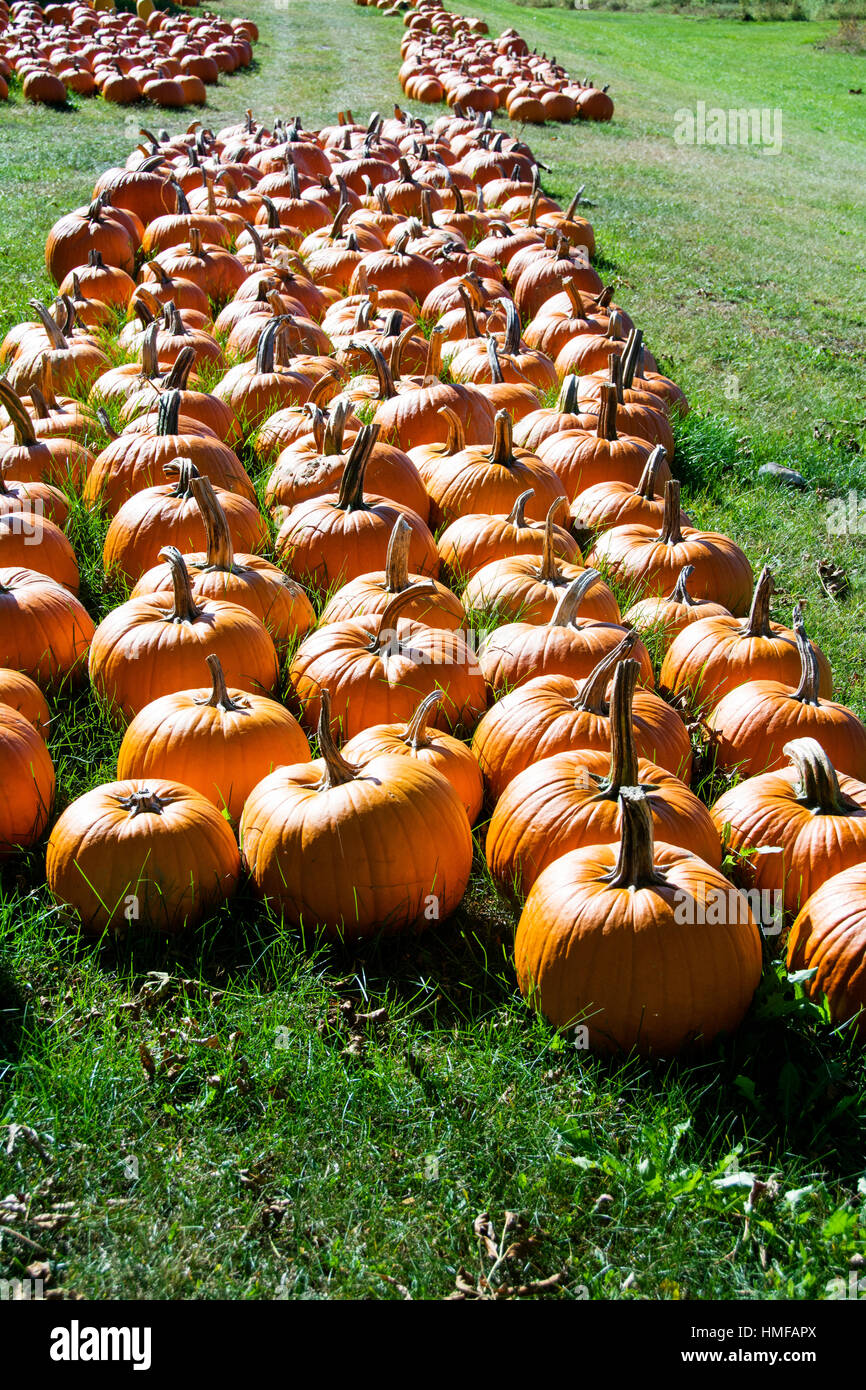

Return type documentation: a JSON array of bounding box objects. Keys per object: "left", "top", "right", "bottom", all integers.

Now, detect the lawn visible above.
[{"left": 0, "top": 0, "right": 864, "bottom": 1301}]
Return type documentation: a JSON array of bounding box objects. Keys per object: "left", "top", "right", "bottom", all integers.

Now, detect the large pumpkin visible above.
[
  {"left": 515, "top": 788, "right": 763, "bottom": 1054},
  {"left": 786, "top": 865, "right": 866, "bottom": 1040},
  {"left": 46, "top": 778, "right": 240, "bottom": 934},
  {"left": 240, "top": 690, "right": 473, "bottom": 940}
]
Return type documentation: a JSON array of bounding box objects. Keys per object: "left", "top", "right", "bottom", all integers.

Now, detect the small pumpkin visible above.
[
  {"left": 437, "top": 486, "right": 580, "bottom": 583},
  {"left": 46, "top": 779, "right": 240, "bottom": 934},
  {"left": 319, "top": 514, "right": 464, "bottom": 630},
  {"left": 623, "top": 564, "right": 731, "bottom": 649},
  {"left": 117, "top": 654, "right": 311, "bottom": 823}
]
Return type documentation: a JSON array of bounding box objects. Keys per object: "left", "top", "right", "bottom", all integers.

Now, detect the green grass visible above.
[{"left": 1, "top": 1, "right": 865, "bottom": 1300}]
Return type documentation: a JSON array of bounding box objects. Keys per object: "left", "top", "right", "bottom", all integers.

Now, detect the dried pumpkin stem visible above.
[
  {"left": 573, "top": 631, "right": 638, "bottom": 713},
  {"left": 742, "top": 565, "right": 774, "bottom": 638},
  {"left": 0, "top": 379, "right": 38, "bottom": 447},
  {"left": 158, "top": 546, "right": 201, "bottom": 623},
  {"left": 384, "top": 515, "right": 413, "bottom": 593},
  {"left": 600, "top": 787, "right": 667, "bottom": 889},
  {"left": 117, "top": 789, "right": 166, "bottom": 817},
  {"left": 201, "top": 653, "right": 246, "bottom": 712},
  {"left": 599, "top": 658, "right": 641, "bottom": 795},
  {"left": 669, "top": 564, "right": 698, "bottom": 606},
  {"left": 402, "top": 690, "right": 442, "bottom": 750},
  {"left": 596, "top": 382, "right": 618, "bottom": 442},
  {"left": 657, "top": 479, "right": 685, "bottom": 546},
  {"left": 191, "top": 476, "right": 235, "bottom": 572},
  {"left": 792, "top": 602, "right": 821, "bottom": 706},
  {"left": 784, "top": 737, "right": 852, "bottom": 815},
  {"left": 337, "top": 424, "right": 379, "bottom": 511},
  {"left": 539, "top": 497, "right": 568, "bottom": 584},
  {"left": 317, "top": 690, "right": 359, "bottom": 789},
  {"left": 635, "top": 446, "right": 666, "bottom": 501},
  {"left": 437, "top": 405, "right": 466, "bottom": 455},
  {"left": 550, "top": 568, "right": 602, "bottom": 628}
]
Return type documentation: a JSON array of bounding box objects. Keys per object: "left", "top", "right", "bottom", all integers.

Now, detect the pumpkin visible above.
[
  {"left": 117, "top": 654, "right": 311, "bottom": 822},
  {"left": 487, "top": 658, "right": 720, "bottom": 893},
  {"left": 211, "top": 318, "right": 316, "bottom": 432},
  {"left": 472, "top": 630, "right": 691, "bottom": 800},
  {"left": 46, "top": 197, "right": 135, "bottom": 285},
  {"left": 342, "top": 688, "right": 483, "bottom": 824},
  {"left": 83, "top": 390, "right": 256, "bottom": 515},
  {"left": 569, "top": 445, "right": 678, "bottom": 546},
  {"left": 786, "top": 864, "right": 866, "bottom": 1039},
  {"left": 712, "top": 737, "right": 866, "bottom": 918},
  {"left": 437, "top": 486, "right": 580, "bottom": 583},
  {"left": 588, "top": 479, "right": 754, "bottom": 618},
  {"left": 239, "top": 689, "right": 473, "bottom": 941},
  {"left": 264, "top": 399, "right": 428, "bottom": 522},
  {"left": 0, "top": 470, "right": 70, "bottom": 531},
  {"left": 102, "top": 458, "right": 267, "bottom": 585},
  {"left": 478, "top": 570, "right": 654, "bottom": 696},
  {"left": 46, "top": 778, "right": 240, "bottom": 934},
  {"left": 512, "top": 374, "right": 597, "bottom": 454},
  {"left": 463, "top": 498, "right": 619, "bottom": 625},
  {"left": 0, "top": 511, "right": 79, "bottom": 593},
  {"left": 0, "top": 701, "right": 55, "bottom": 856},
  {"left": 660, "top": 566, "right": 833, "bottom": 712},
  {"left": 370, "top": 327, "right": 495, "bottom": 450},
  {"left": 522, "top": 278, "right": 607, "bottom": 359},
  {"left": 131, "top": 476, "right": 315, "bottom": 652},
  {"left": 319, "top": 514, "right": 464, "bottom": 630},
  {"left": 515, "top": 787, "right": 763, "bottom": 1054},
  {"left": 423, "top": 409, "right": 566, "bottom": 531},
  {"left": 535, "top": 385, "right": 659, "bottom": 501},
  {"left": 623, "top": 564, "right": 731, "bottom": 649},
  {"left": 0, "top": 567, "right": 94, "bottom": 689},
  {"left": 708, "top": 604, "right": 866, "bottom": 779},
  {"left": 89, "top": 546, "right": 279, "bottom": 720},
  {"left": 290, "top": 583, "right": 487, "bottom": 740},
  {"left": 275, "top": 424, "right": 437, "bottom": 591},
  {"left": 0, "top": 376, "right": 94, "bottom": 490},
  {"left": 0, "top": 668, "right": 51, "bottom": 735}
]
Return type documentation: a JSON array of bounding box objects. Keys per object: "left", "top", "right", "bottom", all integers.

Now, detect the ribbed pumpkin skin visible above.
[
  {"left": 0, "top": 703, "right": 55, "bottom": 856},
  {"left": 479, "top": 620, "right": 654, "bottom": 696},
  {"left": 290, "top": 616, "right": 487, "bottom": 741},
  {"left": 319, "top": 574, "right": 465, "bottom": 631},
  {"left": 711, "top": 767, "right": 866, "bottom": 914},
  {"left": 0, "top": 512, "right": 80, "bottom": 593},
  {"left": 624, "top": 593, "right": 730, "bottom": 650},
  {"left": 488, "top": 750, "right": 721, "bottom": 893},
  {"left": 515, "top": 842, "right": 763, "bottom": 1053},
  {"left": 472, "top": 673, "right": 692, "bottom": 800},
  {"left": 240, "top": 756, "right": 473, "bottom": 939},
  {"left": 117, "top": 690, "right": 311, "bottom": 823},
  {"left": 787, "top": 865, "right": 866, "bottom": 1038},
  {"left": 343, "top": 723, "right": 484, "bottom": 825},
  {"left": 588, "top": 524, "right": 754, "bottom": 618},
  {"left": 535, "top": 429, "right": 656, "bottom": 501},
  {"left": 708, "top": 682, "right": 866, "bottom": 780},
  {"left": 0, "top": 568, "right": 94, "bottom": 689},
  {"left": 46, "top": 780, "right": 240, "bottom": 934},
  {"left": 89, "top": 596, "right": 279, "bottom": 721},
  {"left": 423, "top": 450, "right": 566, "bottom": 531},
  {"left": 0, "top": 669, "right": 51, "bottom": 734},
  {"left": 437, "top": 509, "right": 580, "bottom": 581},
  {"left": 660, "top": 617, "right": 834, "bottom": 712}
]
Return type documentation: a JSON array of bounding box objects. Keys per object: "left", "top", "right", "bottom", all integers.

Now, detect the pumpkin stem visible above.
[
  {"left": 596, "top": 382, "right": 618, "bottom": 441},
  {"left": 37, "top": 353, "right": 61, "bottom": 410},
  {"left": 27, "top": 299, "right": 67, "bottom": 351},
  {"left": 372, "top": 580, "right": 437, "bottom": 651},
  {"left": 163, "top": 345, "right": 197, "bottom": 392},
  {"left": 402, "top": 690, "right": 442, "bottom": 750},
  {"left": 539, "top": 497, "right": 568, "bottom": 583},
  {"left": 601, "top": 787, "right": 667, "bottom": 889},
  {"left": 562, "top": 277, "right": 586, "bottom": 319},
  {"left": 564, "top": 186, "right": 585, "bottom": 219},
  {"left": 621, "top": 327, "right": 643, "bottom": 391},
  {"left": 784, "top": 737, "right": 854, "bottom": 815},
  {"left": 349, "top": 341, "right": 397, "bottom": 401},
  {"left": 572, "top": 631, "right": 638, "bottom": 713},
  {"left": 669, "top": 564, "right": 698, "bottom": 607},
  {"left": 156, "top": 389, "right": 182, "bottom": 437},
  {"left": 635, "top": 446, "right": 666, "bottom": 501},
  {"left": 158, "top": 545, "right": 201, "bottom": 623},
  {"left": 254, "top": 317, "right": 284, "bottom": 376},
  {"left": 0, "top": 378, "right": 38, "bottom": 447},
  {"left": 609, "top": 352, "right": 625, "bottom": 404},
  {"left": 458, "top": 286, "right": 481, "bottom": 340},
  {"left": 95, "top": 407, "right": 119, "bottom": 441},
  {"left": 191, "top": 476, "right": 235, "bottom": 572},
  {"left": 657, "top": 479, "right": 685, "bottom": 546},
  {"left": 117, "top": 788, "right": 166, "bottom": 817},
  {"left": 485, "top": 334, "right": 506, "bottom": 385},
  {"left": 390, "top": 322, "right": 420, "bottom": 378},
  {"left": 164, "top": 458, "right": 200, "bottom": 497},
  {"left": 742, "top": 565, "right": 774, "bottom": 638},
  {"left": 337, "top": 424, "right": 379, "bottom": 511},
  {"left": 550, "top": 568, "right": 602, "bottom": 628},
  {"left": 422, "top": 326, "right": 444, "bottom": 381},
  {"left": 506, "top": 488, "right": 534, "bottom": 529},
  {"left": 557, "top": 375, "right": 580, "bottom": 416},
  {"left": 487, "top": 410, "right": 518, "bottom": 467},
  {"left": 792, "top": 602, "right": 821, "bottom": 706},
  {"left": 502, "top": 299, "right": 522, "bottom": 357},
  {"left": 317, "top": 689, "right": 359, "bottom": 789},
  {"left": 437, "top": 406, "right": 466, "bottom": 455},
  {"left": 201, "top": 653, "right": 246, "bottom": 712},
  {"left": 598, "top": 659, "right": 641, "bottom": 795},
  {"left": 384, "top": 515, "right": 412, "bottom": 593}
]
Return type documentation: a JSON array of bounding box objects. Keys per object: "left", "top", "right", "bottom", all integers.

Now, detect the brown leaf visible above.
[
  {"left": 25, "top": 1260, "right": 51, "bottom": 1283},
  {"left": 474, "top": 1212, "right": 498, "bottom": 1260},
  {"left": 138, "top": 1042, "right": 156, "bottom": 1080}
]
